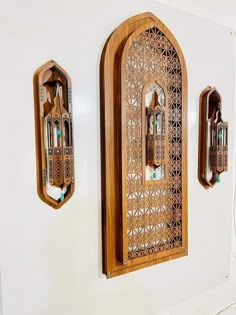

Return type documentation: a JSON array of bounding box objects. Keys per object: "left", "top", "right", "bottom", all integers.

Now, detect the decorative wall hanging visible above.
[
  {"left": 34, "top": 60, "right": 74, "bottom": 209},
  {"left": 198, "top": 86, "right": 228, "bottom": 189},
  {"left": 100, "top": 12, "right": 188, "bottom": 278}
]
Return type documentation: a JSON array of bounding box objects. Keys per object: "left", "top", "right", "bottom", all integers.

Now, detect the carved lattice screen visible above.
[{"left": 101, "top": 13, "right": 187, "bottom": 278}]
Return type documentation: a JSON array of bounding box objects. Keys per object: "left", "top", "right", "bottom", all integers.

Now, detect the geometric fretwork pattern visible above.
[{"left": 125, "top": 27, "right": 182, "bottom": 259}]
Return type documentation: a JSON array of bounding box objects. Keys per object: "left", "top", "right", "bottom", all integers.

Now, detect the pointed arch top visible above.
[{"left": 102, "top": 12, "right": 187, "bottom": 82}]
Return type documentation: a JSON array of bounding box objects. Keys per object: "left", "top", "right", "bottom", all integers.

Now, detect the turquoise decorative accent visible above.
[
  {"left": 216, "top": 177, "right": 221, "bottom": 183},
  {"left": 60, "top": 193, "right": 64, "bottom": 202},
  {"left": 57, "top": 129, "right": 62, "bottom": 137},
  {"left": 217, "top": 133, "right": 223, "bottom": 139},
  {"left": 152, "top": 171, "right": 157, "bottom": 179},
  {"left": 154, "top": 120, "right": 159, "bottom": 126}
]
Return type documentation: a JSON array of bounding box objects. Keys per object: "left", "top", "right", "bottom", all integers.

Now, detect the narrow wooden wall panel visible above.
[
  {"left": 198, "top": 87, "right": 228, "bottom": 189},
  {"left": 100, "top": 12, "right": 188, "bottom": 278}
]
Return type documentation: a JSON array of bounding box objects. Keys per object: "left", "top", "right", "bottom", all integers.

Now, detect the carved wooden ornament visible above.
[
  {"left": 34, "top": 60, "right": 74, "bottom": 209},
  {"left": 100, "top": 12, "right": 188, "bottom": 278},
  {"left": 198, "top": 87, "right": 228, "bottom": 189}
]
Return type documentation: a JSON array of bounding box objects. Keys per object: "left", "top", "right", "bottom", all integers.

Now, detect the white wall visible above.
[
  {"left": 0, "top": 1, "right": 235, "bottom": 315},
  {"left": 155, "top": 0, "right": 236, "bottom": 30},
  {"left": 157, "top": 263, "right": 236, "bottom": 314},
  {"left": 155, "top": 0, "right": 236, "bottom": 110}
]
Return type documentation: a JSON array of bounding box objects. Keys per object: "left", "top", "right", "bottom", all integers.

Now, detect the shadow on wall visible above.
[{"left": 0, "top": 270, "right": 2, "bottom": 315}]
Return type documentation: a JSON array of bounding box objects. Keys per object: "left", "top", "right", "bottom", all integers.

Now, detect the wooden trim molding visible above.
[
  {"left": 100, "top": 12, "right": 188, "bottom": 278},
  {"left": 33, "top": 60, "right": 75, "bottom": 209}
]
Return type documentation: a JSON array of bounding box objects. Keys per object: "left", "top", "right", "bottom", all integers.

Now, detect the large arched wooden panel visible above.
[{"left": 100, "top": 12, "right": 187, "bottom": 278}]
